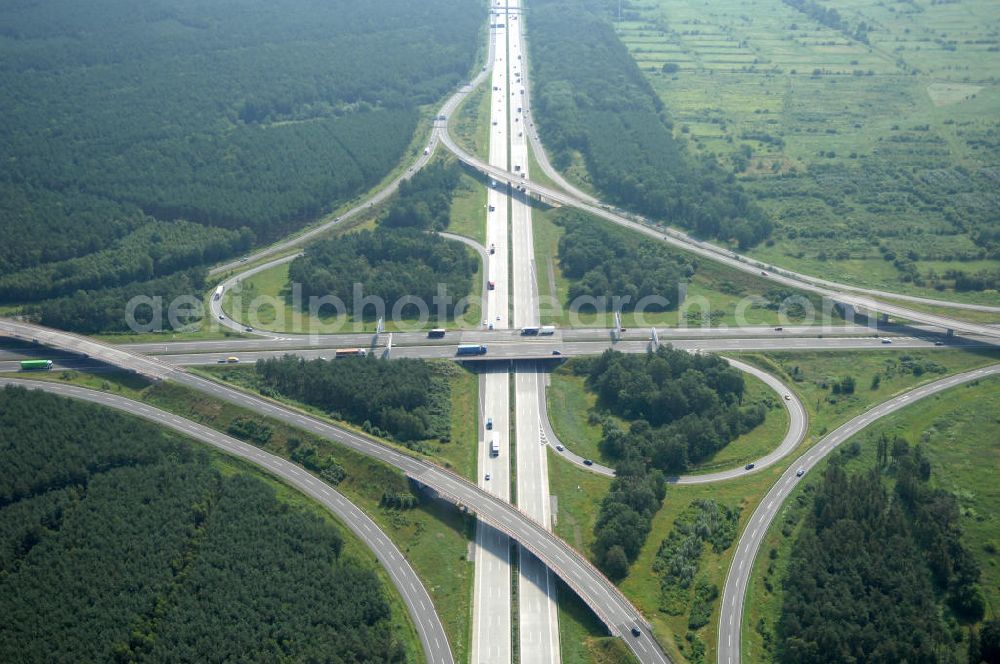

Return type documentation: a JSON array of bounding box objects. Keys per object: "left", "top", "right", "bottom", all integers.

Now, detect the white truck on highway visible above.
[{"left": 490, "top": 438, "right": 500, "bottom": 457}]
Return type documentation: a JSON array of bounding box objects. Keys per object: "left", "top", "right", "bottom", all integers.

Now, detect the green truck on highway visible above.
[{"left": 20, "top": 359, "right": 53, "bottom": 371}]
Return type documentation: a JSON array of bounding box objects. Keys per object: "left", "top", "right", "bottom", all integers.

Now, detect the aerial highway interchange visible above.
[{"left": 1, "top": 2, "right": 998, "bottom": 664}]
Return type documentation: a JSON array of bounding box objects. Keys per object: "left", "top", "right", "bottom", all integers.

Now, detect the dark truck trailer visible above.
[{"left": 456, "top": 344, "right": 488, "bottom": 356}]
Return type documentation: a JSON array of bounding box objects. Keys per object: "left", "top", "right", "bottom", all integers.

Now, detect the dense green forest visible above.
[
  {"left": 0, "top": 386, "right": 407, "bottom": 662},
  {"left": 382, "top": 162, "right": 462, "bottom": 231},
  {"left": 577, "top": 347, "right": 764, "bottom": 577},
  {"left": 32, "top": 268, "right": 208, "bottom": 334},
  {"left": 255, "top": 355, "right": 453, "bottom": 444},
  {"left": 529, "top": 0, "right": 772, "bottom": 247},
  {"left": 556, "top": 211, "right": 694, "bottom": 312},
  {"left": 778, "top": 438, "right": 987, "bottom": 663},
  {"left": 289, "top": 228, "right": 477, "bottom": 318},
  {"left": 288, "top": 162, "right": 476, "bottom": 318},
  {"left": 0, "top": 0, "right": 481, "bottom": 328},
  {"left": 582, "top": 347, "right": 764, "bottom": 469},
  {"left": 0, "top": 220, "right": 252, "bottom": 302}
]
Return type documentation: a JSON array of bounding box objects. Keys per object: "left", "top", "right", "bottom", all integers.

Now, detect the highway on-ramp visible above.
[
  {"left": 715, "top": 363, "right": 1000, "bottom": 664},
  {"left": 437, "top": 107, "right": 1000, "bottom": 340},
  {"left": 537, "top": 356, "right": 809, "bottom": 485},
  {"left": 0, "top": 377, "right": 454, "bottom": 664},
  {"left": 0, "top": 316, "right": 669, "bottom": 664}
]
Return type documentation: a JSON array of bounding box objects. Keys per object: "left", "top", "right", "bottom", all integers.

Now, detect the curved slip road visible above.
[
  {"left": 482, "top": 53, "right": 1000, "bottom": 317},
  {"left": 210, "top": 231, "right": 487, "bottom": 338},
  {"left": 206, "top": 27, "right": 497, "bottom": 280},
  {"left": 537, "top": 356, "right": 808, "bottom": 483},
  {"left": 0, "top": 377, "right": 453, "bottom": 664},
  {"left": 0, "top": 317, "right": 669, "bottom": 664},
  {"left": 716, "top": 362, "right": 1000, "bottom": 664},
  {"left": 438, "top": 119, "right": 1000, "bottom": 337}
]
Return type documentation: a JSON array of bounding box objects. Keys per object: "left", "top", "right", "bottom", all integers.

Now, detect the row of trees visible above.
[
  {"left": 0, "top": 220, "right": 252, "bottom": 302},
  {"left": 529, "top": 0, "right": 772, "bottom": 247},
  {"left": 777, "top": 438, "right": 987, "bottom": 662},
  {"left": 0, "top": 386, "right": 404, "bottom": 662},
  {"left": 585, "top": 347, "right": 767, "bottom": 576},
  {"left": 255, "top": 355, "right": 452, "bottom": 443},
  {"left": 783, "top": 0, "right": 871, "bottom": 44},
  {"left": 382, "top": 162, "right": 461, "bottom": 231},
  {"left": 288, "top": 162, "right": 474, "bottom": 320},
  {"left": 592, "top": 422, "right": 667, "bottom": 580},
  {"left": 30, "top": 268, "right": 207, "bottom": 334},
  {"left": 556, "top": 212, "right": 693, "bottom": 311}
]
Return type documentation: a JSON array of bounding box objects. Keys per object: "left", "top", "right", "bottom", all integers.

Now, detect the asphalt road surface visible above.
[
  {"left": 1, "top": 333, "right": 992, "bottom": 375},
  {"left": 537, "top": 356, "right": 809, "bottom": 484},
  {"left": 0, "top": 317, "right": 670, "bottom": 664},
  {"left": 715, "top": 363, "right": 1000, "bottom": 664},
  {"left": 437, "top": 109, "right": 1000, "bottom": 339},
  {"left": 115, "top": 322, "right": 945, "bottom": 355},
  {"left": 471, "top": 14, "right": 513, "bottom": 663},
  {"left": 0, "top": 377, "right": 454, "bottom": 664},
  {"left": 507, "top": 4, "right": 561, "bottom": 660}
]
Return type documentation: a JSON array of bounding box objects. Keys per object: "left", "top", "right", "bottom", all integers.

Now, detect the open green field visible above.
[
  {"left": 92, "top": 328, "right": 252, "bottom": 345},
  {"left": 449, "top": 171, "right": 490, "bottom": 246},
  {"left": 532, "top": 207, "right": 842, "bottom": 329},
  {"left": 545, "top": 362, "right": 788, "bottom": 473},
  {"left": 546, "top": 347, "right": 1000, "bottom": 663},
  {"left": 743, "top": 373, "right": 1000, "bottom": 663},
  {"left": 5, "top": 368, "right": 476, "bottom": 663},
  {"left": 616, "top": 0, "right": 1000, "bottom": 301},
  {"left": 452, "top": 79, "right": 491, "bottom": 162}
]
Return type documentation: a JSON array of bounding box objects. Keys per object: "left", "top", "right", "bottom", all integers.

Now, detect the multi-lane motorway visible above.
[
  {"left": 436, "top": 106, "right": 1000, "bottom": 342},
  {"left": 471, "top": 13, "right": 514, "bottom": 663},
  {"left": 3, "top": 1, "right": 1000, "bottom": 662},
  {"left": 0, "top": 317, "right": 667, "bottom": 664},
  {"left": 716, "top": 363, "right": 1000, "bottom": 664},
  {"left": 0, "top": 331, "right": 979, "bottom": 374},
  {"left": 507, "top": 3, "right": 562, "bottom": 661},
  {"left": 0, "top": 377, "right": 455, "bottom": 664}
]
